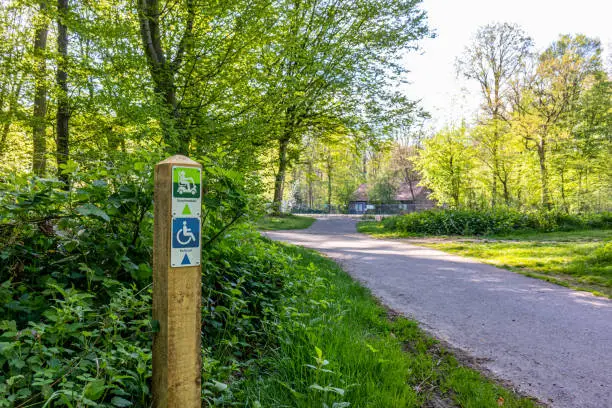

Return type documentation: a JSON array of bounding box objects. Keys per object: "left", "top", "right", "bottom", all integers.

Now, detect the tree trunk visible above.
[
  {"left": 307, "top": 160, "right": 314, "bottom": 208},
  {"left": 491, "top": 172, "right": 497, "bottom": 208},
  {"left": 272, "top": 137, "right": 290, "bottom": 214},
  {"left": 501, "top": 177, "right": 510, "bottom": 206},
  {"left": 0, "top": 122, "right": 10, "bottom": 155},
  {"left": 0, "top": 81, "right": 22, "bottom": 156},
  {"left": 56, "top": 0, "right": 69, "bottom": 185},
  {"left": 560, "top": 168, "right": 568, "bottom": 213},
  {"left": 404, "top": 168, "right": 416, "bottom": 201},
  {"left": 32, "top": 2, "right": 48, "bottom": 176},
  {"left": 537, "top": 139, "right": 550, "bottom": 209},
  {"left": 326, "top": 153, "right": 332, "bottom": 213}
]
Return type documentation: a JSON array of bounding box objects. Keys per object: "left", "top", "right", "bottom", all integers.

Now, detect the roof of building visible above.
[
  {"left": 395, "top": 183, "right": 428, "bottom": 201},
  {"left": 351, "top": 183, "right": 369, "bottom": 201}
]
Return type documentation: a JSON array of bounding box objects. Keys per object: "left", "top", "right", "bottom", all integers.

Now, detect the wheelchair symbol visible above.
[
  {"left": 172, "top": 218, "right": 199, "bottom": 248},
  {"left": 177, "top": 170, "right": 197, "bottom": 195},
  {"left": 176, "top": 220, "right": 196, "bottom": 245}
]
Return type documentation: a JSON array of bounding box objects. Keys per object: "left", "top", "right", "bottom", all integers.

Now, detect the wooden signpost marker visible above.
[{"left": 153, "top": 155, "right": 202, "bottom": 408}]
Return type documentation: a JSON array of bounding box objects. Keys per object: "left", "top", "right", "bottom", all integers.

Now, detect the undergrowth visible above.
[
  {"left": 0, "top": 152, "right": 281, "bottom": 406},
  {"left": 378, "top": 209, "right": 611, "bottom": 236}
]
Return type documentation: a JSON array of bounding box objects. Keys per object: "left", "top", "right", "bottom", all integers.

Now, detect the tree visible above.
[
  {"left": 55, "top": 0, "right": 70, "bottom": 184},
  {"left": 0, "top": 4, "right": 28, "bottom": 158},
  {"left": 389, "top": 144, "right": 421, "bottom": 201},
  {"left": 415, "top": 126, "right": 474, "bottom": 207},
  {"left": 265, "top": 0, "right": 430, "bottom": 213},
  {"left": 457, "top": 23, "right": 532, "bottom": 206},
  {"left": 512, "top": 34, "right": 603, "bottom": 207},
  {"left": 32, "top": 2, "right": 49, "bottom": 175},
  {"left": 135, "top": 0, "right": 194, "bottom": 154}
]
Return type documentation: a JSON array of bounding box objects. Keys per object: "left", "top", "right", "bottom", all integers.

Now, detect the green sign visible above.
[{"left": 172, "top": 167, "right": 201, "bottom": 199}]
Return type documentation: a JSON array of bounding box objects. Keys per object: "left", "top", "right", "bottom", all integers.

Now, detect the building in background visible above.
[{"left": 348, "top": 183, "right": 436, "bottom": 214}]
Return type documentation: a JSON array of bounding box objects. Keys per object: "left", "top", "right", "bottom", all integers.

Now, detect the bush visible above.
[
  {"left": 382, "top": 209, "right": 612, "bottom": 236},
  {"left": 0, "top": 155, "right": 293, "bottom": 407}
]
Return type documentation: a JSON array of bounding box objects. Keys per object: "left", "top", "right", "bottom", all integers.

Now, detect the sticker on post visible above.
[
  {"left": 171, "top": 217, "right": 201, "bottom": 267},
  {"left": 172, "top": 166, "right": 201, "bottom": 217}
]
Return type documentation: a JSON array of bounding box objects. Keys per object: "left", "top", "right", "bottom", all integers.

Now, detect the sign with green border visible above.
[{"left": 171, "top": 166, "right": 201, "bottom": 218}]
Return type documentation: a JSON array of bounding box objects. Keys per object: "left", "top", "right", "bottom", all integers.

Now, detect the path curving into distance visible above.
[{"left": 264, "top": 217, "right": 612, "bottom": 408}]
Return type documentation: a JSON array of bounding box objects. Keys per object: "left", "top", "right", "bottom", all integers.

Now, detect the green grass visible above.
[
  {"left": 485, "top": 229, "right": 612, "bottom": 241},
  {"left": 256, "top": 214, "right": 316, "bottom": 230},
  {"left": 357, "top": 220, "right": 418, "bottom": 238},
  {"left": 238, "top": 243, "right": 539, "bottom": 407},
  {"left": 424, "top": 238, "right": 611, "bottom": 298},
  {"left": 358, "top": 221, "right": 612, "bottom": 298}
]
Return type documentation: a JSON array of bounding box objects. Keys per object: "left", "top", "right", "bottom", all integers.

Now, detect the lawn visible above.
[
  {"left": 424, "top": 237, "right": 611, "bottom": 298},
  {"left": 256, "top": 214, "right": 316, "bottom": 230},
  {"left": 239, "top": 243, "right": 539, "bottom": 407},
  {"left": 358, "top": 222, "right": 612, "bottom": 298}
]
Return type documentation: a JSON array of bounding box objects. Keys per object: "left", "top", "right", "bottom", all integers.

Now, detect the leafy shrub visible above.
[
  {"left": 0, "top": 153, "right": 292, "bottom": 407},
  {"left": 382, "top": 209, "right": 612, "bottom": 236}
]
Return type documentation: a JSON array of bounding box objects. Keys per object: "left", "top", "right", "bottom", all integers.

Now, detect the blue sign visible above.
[{"left": 172, "top": 218, "right": 200, "bottom": 249}]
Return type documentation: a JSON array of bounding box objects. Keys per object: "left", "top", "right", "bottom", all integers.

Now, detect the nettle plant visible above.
[{"left": 0, "top": 152, "right": 293, "bottom": 406}]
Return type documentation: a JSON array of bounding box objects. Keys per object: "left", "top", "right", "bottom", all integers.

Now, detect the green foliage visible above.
[
  {"left": 0, "top": 285, "right": 153, "bottom": 407},
  {"left": 0, "top": 154, "right": 287, "bottom": 406},
  {"left": 368, "top": 175, "right": 398, "bottom": 204},
  {"left": 379, "top": 209, "right": 611, "bottom": 236},
  {"left": 415, "top": 126, "right": 474, "bottom": 208}
]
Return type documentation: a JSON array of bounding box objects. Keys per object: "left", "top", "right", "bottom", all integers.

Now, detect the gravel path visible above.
[{"left": 264, "top": 217, "right": 612, "bottom": 408}]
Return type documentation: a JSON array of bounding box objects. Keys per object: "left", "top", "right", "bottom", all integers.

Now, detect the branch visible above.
[
  {"left": 137, "top": 0, "right": 162, "bottom": 68},
  {"left": 171, "top": 0, "right": 195, "bottom": 72},
  {"left": 202, "top": 213, "right": 244, "bottom": 249}
]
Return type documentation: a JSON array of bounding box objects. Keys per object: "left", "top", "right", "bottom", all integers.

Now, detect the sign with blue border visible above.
[{"left": 171, "top": 217, "right": 201, "bottom": 267}]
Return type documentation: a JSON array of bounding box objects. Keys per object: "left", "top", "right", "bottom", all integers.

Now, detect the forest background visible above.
[{"left": 0, "top": 0, "right": 609, "bottom": 213}]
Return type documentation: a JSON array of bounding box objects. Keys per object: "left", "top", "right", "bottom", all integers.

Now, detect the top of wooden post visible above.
[{"left": 157, "top": 155, "right": 201, "bottom": 167}]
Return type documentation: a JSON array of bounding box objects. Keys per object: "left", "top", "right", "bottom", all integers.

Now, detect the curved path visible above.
[{"left": 264, "top": 217, "right": 612, "bottom": 408}]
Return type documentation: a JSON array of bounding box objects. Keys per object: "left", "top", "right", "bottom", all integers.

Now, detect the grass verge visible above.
[
  {"left": 358, "top": 221, "right": 612, "bottom": 298},
  {"left": 256, "top": 214, "right": 316, "bottom": 230},
  {"left": 237, "top": 243, "right": 539, "bottom": 407}
]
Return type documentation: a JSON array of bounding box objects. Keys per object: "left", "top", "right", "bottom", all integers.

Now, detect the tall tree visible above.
[
  {"left": 266, "top": 0, "right": 430, "bottom": 213},
  {"left": 32, "top": 1, "right": 49, "bottom": 175},
  {"left": 0, "top": 4, "right": 28, "bottom": 158},
  {"left": 56, "top": 0, "right": 70, "bottom": 183},
  {"left": 415, "top": 126, "right": 474, "bottom": 208},
  {"left": 513, "top": 34, "right": 603, "bottom": 207},
  {"left": 457, "top": 23, "right": 532, "bottom": 206}
]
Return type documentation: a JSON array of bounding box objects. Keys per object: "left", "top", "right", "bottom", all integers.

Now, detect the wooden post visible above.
[{"left": 153, "top": 155, "right": 202, "bottom": 408}]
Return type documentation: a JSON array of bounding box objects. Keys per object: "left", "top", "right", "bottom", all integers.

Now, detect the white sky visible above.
[{"left": 401, "top": 0, "right": 612, "bottom": 130}]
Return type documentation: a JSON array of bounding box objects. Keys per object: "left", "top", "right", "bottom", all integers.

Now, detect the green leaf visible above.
[
  {"left": 76, "top": 204, "right": 110, "bottom": 222},
  {"left": 111, "top": 397, "right": 132, "bottom": 407},
  {"left": 212, "top": 380, "right": 228, "bottom": 392},
  {"left": 84, "top": 379, "right": 105, "bottom": 401}
]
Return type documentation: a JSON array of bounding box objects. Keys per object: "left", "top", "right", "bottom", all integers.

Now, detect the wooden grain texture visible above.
[{"left": 153, "top": 155, "right": 202, "bottom": 408}]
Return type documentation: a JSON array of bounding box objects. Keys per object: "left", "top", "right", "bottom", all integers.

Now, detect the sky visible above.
[{"left": 401, "top": 0, "right": 612, "bottom": 130}]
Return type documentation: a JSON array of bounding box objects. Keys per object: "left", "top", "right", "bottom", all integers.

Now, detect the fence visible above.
[{"left": 289, "top": 203, "right": 434, "bottom": 215}]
